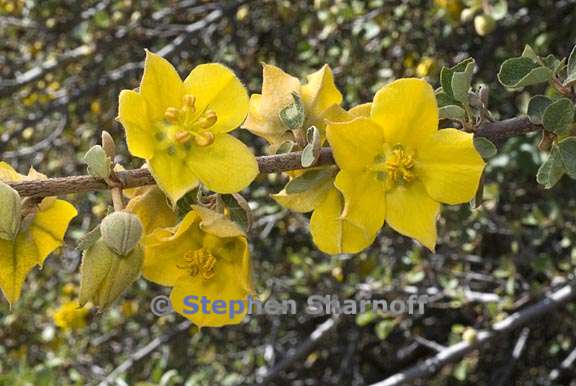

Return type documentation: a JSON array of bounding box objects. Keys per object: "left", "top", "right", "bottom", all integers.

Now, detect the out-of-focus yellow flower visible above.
[
  {"left": 416, "top": 57, "right": 436, "bottom": 77},
  {"left": 143, "top": 205, "right": 253, "bottom": 328},
  {"left": 53, "top": 301, "right": 90, "bottom": 330},
  {"left": 117, "top": 51, "right": 258, "bottom": 204},
  {"left": 326, "top": 79, "right": 485, "bottom": 251},
  {"left": 0, "top": 163, "right": 77, "bottom": 306},
  {"left": 121, "top": 299, "right": 139, "bottom": 318},
  {"left": 244, "top": 63, "right": 342, "bottom": 147},
  {"left": 61, "top": 283, "right": 77, "bottom": 297},
  {"left": 435, "top": 0, "right": 463, "bottom": 20},
  {"left": 90, "top": 100, "right": 102, "bottom": 114}
]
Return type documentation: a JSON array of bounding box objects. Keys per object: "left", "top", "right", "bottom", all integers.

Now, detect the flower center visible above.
[
  {"left": 370, "top": 145, "right": 416, "bottom": 189},
  {"left": 178, "top": 248, "right": 216, "bottom": 280},
  {"left": 156, "top": 94, "right": 217, "bottom": 152}
]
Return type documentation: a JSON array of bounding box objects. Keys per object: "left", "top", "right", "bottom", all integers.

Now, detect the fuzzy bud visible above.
[
  {"left": 100, "top": 212, "right": 143, "bottom": 256},
  {"left": 0, "top": 181, "right": 22, "bottom": 241},
  {"left": 101, "top": 131, "right": 116, "bottom": 160}
]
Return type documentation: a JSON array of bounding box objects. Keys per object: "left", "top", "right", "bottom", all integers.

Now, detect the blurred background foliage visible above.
[{"left": 1, "top": 0, "right": 576, "bottom": 385}]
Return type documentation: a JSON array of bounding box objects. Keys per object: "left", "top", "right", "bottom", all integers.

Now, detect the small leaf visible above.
[
  {"left": 527, "top": 95, "right": 553, "bottom": 124},
  {"left": 439, "top": 105, "right": 466, "bottom": 120},
  {"left": 83, "top": 145, "right": 111, "bottom": 179},
  {"left": 542, "top": 98, "right": 575, "bottom": 135},
  {"left": 275, "top": 140, "right": 295, "bottom": 154},
  {"left": 536, "top": 147, "right": 565, "bottom": 189},
  {"left": 301, "top": 144, "right": 317, "bottom": 167},
  {"left": 375, "top": 319, "right": 397, "bottom": 340},
  {"left": 435, "top": 90, "right": 455, "bottom": 107},
  {"left": 285, "top": 168, "right": 335, "bottom": 194},
  {"left": 220, "top": 194, "right": 252, "bottom": 232},
  {"left": 521, "top": 45, "right": 538, "bottom": 61},
  {"left": 565, "top": 45, "right": 576, "bottom": 86},
  {"left": 279, "top": 92, "right": 305, "bottom": 131},
  {"left": 77, "top": 225, "right": 101, "bottom": 251},
  {"left": 558, "top": 137, "right": 576, "bottom": 179},
  {"left": 498, "top": 57, "right": 552, "bottom": 88},
  {"left": 451, "top": 61, "right": 475, "bottom": 105},
  {"left": 488, "top": 0, "right": 508, "bottom": 20},
  {"left": 440, "top": 58, "right": 475, "bottom": 99},
  {"left": 301, "top": 126, "right": 322, "bottom": 167},
  {"left": 473, "top": 137, "right": 497, "bottom": 159}
]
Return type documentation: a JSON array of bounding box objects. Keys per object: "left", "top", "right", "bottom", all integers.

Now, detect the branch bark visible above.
[{"left": 4, "top": 117, "right": 541, "bottom": 199}]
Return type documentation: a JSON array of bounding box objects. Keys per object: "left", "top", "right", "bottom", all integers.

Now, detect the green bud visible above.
[
  {"left": 100, "top": 212, "right": 143, "bottom": 256},
  {"left": 474, "top": 14, "right": 495, "bottom": 36},
  {"left": 79, "top": 239, "right": 143, "bottom": 309},
  {"left": 0, "top": 181, "right": 22, "bottom": 241},
  {"left": 83, "top": 145, "right": 112, "bottom": 179}
]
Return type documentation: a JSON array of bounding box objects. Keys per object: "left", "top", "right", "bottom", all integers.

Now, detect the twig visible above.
[
  {"left": 4, "top": 116, "right": 542, "bottom": 198},
  {"left": 368, "top": 281, "right": 576, "bottom": 386},
  {"left": 549, "top": 346, "right": 576, "bottom": 381},
  {"left": 97, "top": 320, "right": 192, "bottom": 386},
  {"left": 256, "top": 316, "right": 340, "bottom": 384}
]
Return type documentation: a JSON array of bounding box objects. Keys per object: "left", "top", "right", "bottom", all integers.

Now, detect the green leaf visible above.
[
  {"left": 565, "top": 45, "right": 576, "bottom": 86},
  {"left": 285, "top": 168, "right": 335, "bottom": 194},
  {"left": 473, "top": 137, "right": 497, "bottom": 159},
  {"left": 488, "top": 0, "right": 508, "bottom": 20},
  {"left": 542, "top": 98, "right": 575, "bottom": 134},
  {"left": 542, "top": 54, "right": 565, "bottom": 75},
  {"left": 451, "top": 61, "right": 475, "bottom": 105},
  {"left": 83, "top": 145, "right": 111, "bottom": 178},
  {"left": 558, "top": 137, "right": 576, "bottom": 179},
  {"left": 527, "top": 95, "right": 553, "bottom": 124},
  {"left": 498, "top": 57, "right": 552, "bottom": 88},
  {"left": 220, "top": 194, "right": 252, "bottom": 232},
  {"left": 375, "top": 319, "right": 397, "bottom": 340},
  {"left": 301, "top": 126, "right": 322, "bottom": 167},
  {"left": 279, "top": 92, "right": 305, "bottom": 131},
  {"left": 275, "top": 140, "right": 295, "bottom": 154},
  {"left": 536, "top": 147, "right": 565, "bottom": 189},
  {"left": 77, "top": 225, "right": 101, "bottom": 251},
  {"left": 440, "top": 58, "right": 475, "bottom": 99},
  {"left": 439, "top": 105, "right": 466, "bottom": 120},
  {"left": 435, "top": 90, "right": 455, "bottom": 107},
  {"left": 521, "top": 45, "right": 538, "bottom": 61}
]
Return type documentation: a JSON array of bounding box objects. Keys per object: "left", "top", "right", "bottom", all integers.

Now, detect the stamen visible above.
[
  {"left": 194, "top": 131, "right": 215, "bottom": 147},
  {"left": 175, "top": 131, "right": 193, "bottom": 144},
  {"left": 164, "top": 107, "right": 179, "bottom": 123},
  {"left": 182, "top": 94, "right": 196, "bottom": 111},
  {"left": 196, "top": 111, "right": 217, "bottom": 129},
  {"left": 178, "top": 249, "right": 216, "bottom": 280}
]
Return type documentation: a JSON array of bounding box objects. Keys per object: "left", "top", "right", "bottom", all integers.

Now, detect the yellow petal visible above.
[
  {"left": 140, "top": 50, "right": 184, "bottom": 121},
  {"left": 272, "top": 173, "right": 334, "bottom": 213},
  {"left": 244, "top": 64, "right": 301, "bottom": 143},
  {"left": 326, "top": 117, "right": 385, "bottom": 171},
  {"left": 29, "top": 199, "right": 77, "bottom": 261},
  {"left": 183, "top": 63, "right": 249, "bottom": 134},
  {"left": 349, "top": 103, "right": 372, "bottom": 118},
  {"left": 148, "top": 151, "right": 199, "bottom": 205},
  {"left": 334, "top": 170, "right": 386, "bottom": 237},
  {"left": 301, "top": 65, "right": 342, "bottom": 121},
  {"left": 118, "top": 90, "right": 155, "bottom": 159},
  {"left": 126, "top": 186, "right": 177, "bottom": 234},
  {"left": 418, "top": 129, "right": 485, "bottom": 205},
  {"left": 371, "top": 78, "right": 438, "bottom": 148},
  {"left": 310, "top": 187, "right": 376, "bottom": 254},
  {"left": 170, "top": 244, "right": 252, "bottom": 328},
  {"left": 0, "top": 233, "right": 38, "bottom": 305},
  {"left": 142, "top": 211, "right": 203, "bottom": 286},
  {"left": 0, "top": 162, "right": 24, "bottom": 182},
  {"left": 321, "top": 104, "right": 354, "bottom": 123},
  {"left": 185, "top": 134, "right": 258, "bottom": 194},
  {"left": 385, "top": 181, "right": 440, "bottom": 251},
  {"left": 193, "top": 205, "right": 246, "bottom": 238}
]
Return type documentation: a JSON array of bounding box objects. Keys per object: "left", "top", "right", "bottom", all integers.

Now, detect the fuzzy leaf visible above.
[
  {"left": 473, "top": 137, "right": 498, "bottom": 159},
  {"left": 558, "top": 137, "right": 576, "bottom": 179},
  {"left": 542, "top": 98, "right": 575, "bottom": 134},
  {"left": 285, "top": 168, "right": 336, "bottom": 194},
  {"left": 451, "top": 61, "right": 475, "bottom": 105},
  {"left": 439, "top": 105, "right": 466, "bottom": 120},
  {"left": 279, "top": 92, "right": 305, "bottom": 131},
  {"left": 527, "top": 95, "right": 553, "bottom": 125},
  {"left": 498, "top": 57, "right": 552, "bottom": 88},
  {"left": 566, "top": 45, "right": 576, "bottom": 86},
  {"left": 440, "top": 58, "right": 475, "bottom": 99},
  {"left": 536, "top": 147, "right": 565, "bottom": 189},
  {"left": 83, "top": 145, "right": 111, "bottom": 179}
]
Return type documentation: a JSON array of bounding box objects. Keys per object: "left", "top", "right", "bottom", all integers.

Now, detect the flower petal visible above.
[
  {"left": 310, "top": 187, "right": 376, "bottom": 254},
  {"left": 418, "top": 129, "right": 485, "bottom": 205},
  {"left": 385, "top": 181, "right": 440, "bottom": 251},
  {"left": 140, "top": 50, "right": 184, "bottom": 121},
  {"left": 185, "top": 134, "right": 258, "bottom": 194},
  {"left": 301, "top": 64, "right": 342, "bottom": 120},
  {"left": 349, "top": 103, "right": 372, "bottom": 118},
  {"left": 326, "top": 117, "right": 385, "bottom": 171},
  {"left": 126, "top": 186, "right": 177, "bottom": 234},
  {"left": 183, "top": 63, "right": 249, "bottom": 134},
  {"left": 244, "top": 64, "right": 301, "bottom": 143},
  {"left": 334, "top": 169, "right": 386, "bottom": 237},
  {"left": 148, "top": 151, "right": 199, "bottom": 205},
  {"left": 0, "top": 233, "right": 38, "bottom": 306},
  {"left": 170, "top": 242, "right": 252, "bottom": 328},
  {"left": 371, "top": 78, "right": 438, "bottom": 149},
  {"left": 118, "top": 90, "right": 155, "bottom": 159},
  {"left": 272, "top": 173, "right": 334, "bottom": 213},
  {"left": 30, "top": 199, "right": 77, "bottom": 261}
]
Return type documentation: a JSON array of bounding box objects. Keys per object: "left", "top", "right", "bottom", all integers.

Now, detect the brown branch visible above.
[{"left": 5, "top": 117, "right": 541, "bottom": 199}]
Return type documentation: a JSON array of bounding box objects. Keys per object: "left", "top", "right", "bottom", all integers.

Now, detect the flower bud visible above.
[
  {"left": 79, "top": 239, "right": 144, "bottom": 309},
  {"left": 100, "top": 212, "right": 143, "bottom": 256},
  {"left": 474, "top": 14, "right": 495, "bottom": 36},
  {"left": 0, "top": 181, "right": 22, "bottom": 241}
]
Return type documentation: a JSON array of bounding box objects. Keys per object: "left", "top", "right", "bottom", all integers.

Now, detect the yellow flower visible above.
[
  {"left": 53, "top": 301, "right": 89, "bottom": 330},
  {"left": 117, "top": 51, "right": 258, "bottom": 204},
  {"left": 244, "top": 63, "right": 342, "bottom": 147},
  {"left": 273, "top": 103, "right": 377, "bottom": 254},
  {"left": 143, "top": 205, "right": 253, "bottom": 328},
  {"left": 416, "top": 57, "right": 436, "bottom": 78},
  {"left": 126, "top": 186, "right": 178, "bottom": 235},
  {"left": 326, "top": 79, "right": 485, "bottom": 251},
  {"left": 0, "top": 162, "right": 77, "bottom": 306}
]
